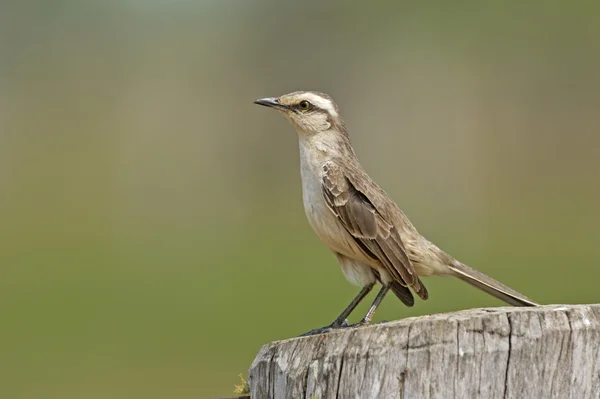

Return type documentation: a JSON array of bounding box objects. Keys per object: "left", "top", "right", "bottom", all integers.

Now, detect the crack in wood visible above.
[{"left": 249, "top": 305, "right": 600, "bottom": 399}]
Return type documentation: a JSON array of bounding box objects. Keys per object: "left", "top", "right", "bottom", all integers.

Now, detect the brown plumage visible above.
[
  {"left": 254, "top": 90, "right": 538, "bottom": 336},
  {"left": 322, "top": 161, "right": 428, "bottom": 303}
]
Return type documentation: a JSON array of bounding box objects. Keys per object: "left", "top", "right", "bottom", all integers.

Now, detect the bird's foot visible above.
[
  {"left": 298, "top": 319, "right": 349, "bottom": 337},
  {"left": 344, "top": 319, "right": 371, "bottom": 329}
]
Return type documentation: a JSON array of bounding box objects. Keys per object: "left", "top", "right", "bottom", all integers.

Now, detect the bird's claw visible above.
[
  {"left": 299, "top": 318, "right": 375, "bottom": 336},
  {"left": 345, "top": 319, "right": 370, "bottom": 329},
  {"left": 299, "top": 319, "right": 350, "bottom": 337}
]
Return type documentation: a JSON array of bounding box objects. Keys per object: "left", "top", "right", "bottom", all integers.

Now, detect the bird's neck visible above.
[
  {"left": 297, "top": 130, "right": 357, "bottom": 164},
  {"left": 297, "top": 131, "right": 358, "bottom": 200}
]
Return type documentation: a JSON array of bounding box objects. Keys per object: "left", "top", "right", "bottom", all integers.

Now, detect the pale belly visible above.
[
  {"left": 300, "top": 161, "right": 368, "bottom": 261},
  {"left": 305, "top": 198, "right": 356, "bottom": 255}
]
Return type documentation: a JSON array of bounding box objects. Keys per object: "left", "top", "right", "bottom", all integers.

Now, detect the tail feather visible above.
[
  {"left": 449, "top": 261, "right": 538, "bottom": 307},
  {"left": 390, "top": 281, "right": 415, "bottom": 307},
  {"left": 389, "top": 276, "right": 428, "bottom": 307}
]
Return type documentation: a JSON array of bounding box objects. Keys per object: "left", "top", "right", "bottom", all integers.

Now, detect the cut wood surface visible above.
[{"left": 249, "top": 304, "right": 600, "bottom": 399}]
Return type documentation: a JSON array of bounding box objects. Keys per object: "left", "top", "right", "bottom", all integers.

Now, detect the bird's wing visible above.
[{"left": 322, "top": 161, "right": 417, "bottom": 289}]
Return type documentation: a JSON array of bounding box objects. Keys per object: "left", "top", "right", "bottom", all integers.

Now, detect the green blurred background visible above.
[{"left": 1, "top": 1, "right": 599, "bottom": 398}]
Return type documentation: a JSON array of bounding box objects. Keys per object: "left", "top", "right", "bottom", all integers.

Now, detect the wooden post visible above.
[{"left": 249, "top": 304, "right": 600, "bottom": 399}]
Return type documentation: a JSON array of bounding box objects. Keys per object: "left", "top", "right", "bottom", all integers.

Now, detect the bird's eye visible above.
[{"left": 299, "top": 100, "right": 312, "bottom": 111}]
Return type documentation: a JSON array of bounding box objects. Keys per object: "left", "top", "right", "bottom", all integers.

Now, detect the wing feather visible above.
[{"left": 322, "top": 161, "right": 419, "bottom": 292}]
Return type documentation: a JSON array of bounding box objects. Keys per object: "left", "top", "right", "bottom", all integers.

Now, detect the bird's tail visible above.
[
  {"left": 448, "top": 261, "right": 538, "bottom": 307},
  {"left": 390, "top": 276, "right": 429, "bottom": 307},
  {"left": 390, "top": 281, "right": 415, "bottom": 307}
]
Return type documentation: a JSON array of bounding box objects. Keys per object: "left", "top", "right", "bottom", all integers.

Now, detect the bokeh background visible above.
[{"left": 1, "top": 1, "right": 599, "bottom": 398}]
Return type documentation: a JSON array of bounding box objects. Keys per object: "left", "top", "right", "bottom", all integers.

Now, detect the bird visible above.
[{"left": 254, "top": 90, "right": 538, "bottom": 335}]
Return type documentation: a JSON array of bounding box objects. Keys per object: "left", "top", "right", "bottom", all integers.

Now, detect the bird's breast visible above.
[{"left": 298, "top": 145, "right": 365, "bottom": 259}]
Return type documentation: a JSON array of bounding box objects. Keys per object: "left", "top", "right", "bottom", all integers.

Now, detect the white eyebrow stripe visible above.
[{"left": 302, "top": 93, "right": 338, "bottom": 117}]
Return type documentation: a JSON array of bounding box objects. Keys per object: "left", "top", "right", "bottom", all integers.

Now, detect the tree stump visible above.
[{"left": 249, "top": 304, "right": 600, "bottom": 399}]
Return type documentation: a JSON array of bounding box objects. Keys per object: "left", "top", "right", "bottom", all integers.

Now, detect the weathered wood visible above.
[{"left": 249, "top": 304, "right": 600, "bottom": 399}]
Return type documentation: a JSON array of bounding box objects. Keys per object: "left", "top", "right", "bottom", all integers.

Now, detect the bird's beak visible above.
[{"left": 253, "top": 97, "right": 289, "bottom": 111}]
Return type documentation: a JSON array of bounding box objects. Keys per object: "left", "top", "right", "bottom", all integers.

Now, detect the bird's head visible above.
[{"left": 254, "top": 91, "right": 345, "bottom": 136}]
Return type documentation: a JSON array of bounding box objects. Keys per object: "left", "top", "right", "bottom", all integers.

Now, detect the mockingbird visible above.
[{"left": 255, "top": 91, "right": 537, "bottom": 335}]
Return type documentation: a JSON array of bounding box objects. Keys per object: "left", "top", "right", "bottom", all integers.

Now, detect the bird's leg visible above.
[
  {"left": 350, "top": 284, "right": 390, "bottom": 327},
  {"left": 299, "top": 283, "right": 374, "bottom": 337}
]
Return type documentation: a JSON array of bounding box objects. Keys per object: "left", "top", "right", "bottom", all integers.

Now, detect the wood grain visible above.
[{"left": 249, "top": 304, "right": 600, "bottom": 399}]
